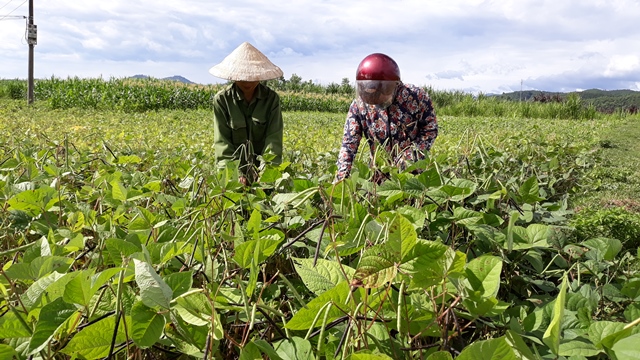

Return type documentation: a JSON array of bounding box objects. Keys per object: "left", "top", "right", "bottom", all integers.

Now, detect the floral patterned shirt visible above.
[{"left": 335, "top": 83, "right": 438, "bottom": 180}]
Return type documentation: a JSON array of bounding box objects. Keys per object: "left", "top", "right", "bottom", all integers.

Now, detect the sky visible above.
[{"left": 1, "top": 0, "right": 639, "bottom": 94}]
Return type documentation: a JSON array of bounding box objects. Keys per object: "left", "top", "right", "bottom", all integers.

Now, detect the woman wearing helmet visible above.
[
  {"left": 335, "top": 53, "right": 438, "bottom": 182},
  {"left": 209, "top": 42, "right": 284, "bottom": 186}
]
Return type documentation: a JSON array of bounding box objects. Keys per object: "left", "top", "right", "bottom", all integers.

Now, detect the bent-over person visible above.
[{"left": 209, "top": 42, "right": 284, "bottom": 186}]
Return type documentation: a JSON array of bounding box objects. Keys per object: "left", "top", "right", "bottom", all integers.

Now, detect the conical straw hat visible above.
[{"left": 209, "top": 42, "right": 283, "bottom": 81}]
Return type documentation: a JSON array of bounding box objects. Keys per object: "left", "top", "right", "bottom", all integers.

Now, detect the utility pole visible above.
[
  {"left": 27, "top": 0, "right": 36, "bottom": 104},
  {"left": 520, "top": 79, "right": 523, "bottom": 102}
]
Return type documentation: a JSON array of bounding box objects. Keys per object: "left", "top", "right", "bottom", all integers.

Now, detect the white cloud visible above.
[
  {"left": 1, "top": 0, "right": 639, "bottom": 93},
  {"left": 605, "top": 55, "right": 640, "bottom": 76}
]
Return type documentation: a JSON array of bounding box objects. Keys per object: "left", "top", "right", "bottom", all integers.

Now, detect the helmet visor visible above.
[{"left": 357, "top": 80, "right": 399, "bottom": 107}]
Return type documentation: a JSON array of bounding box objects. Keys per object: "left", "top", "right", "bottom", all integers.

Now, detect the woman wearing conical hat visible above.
[{"left": 209, "top": 42, "right": 284, "bottom": 186}]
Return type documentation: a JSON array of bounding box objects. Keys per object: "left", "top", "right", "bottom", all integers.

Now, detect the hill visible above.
[
  {"left": 129, "top": 74, "right": 194, "bottom": 84},
  {"left": 495, "top": 88, "right": 640, "bottom": 113},
  {"left": 162, "top": 75, "right": 194, "bottom": 84}
]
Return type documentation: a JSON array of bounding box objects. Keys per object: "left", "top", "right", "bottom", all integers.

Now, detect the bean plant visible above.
[{"left": 0, "top": 99, "right": 639, "bottom": 359}]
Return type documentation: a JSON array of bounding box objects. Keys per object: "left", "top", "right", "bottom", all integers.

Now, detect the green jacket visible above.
[{"left": 213, "top": 83, "right": 283, "bottom": 173}]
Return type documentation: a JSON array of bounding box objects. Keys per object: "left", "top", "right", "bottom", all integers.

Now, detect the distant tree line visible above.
[
  {"left": 264, "top": 74, "right": 355, "bottom": 96},
  {"left": 497, "top": 89, "right": 640, "bottom": 114}
]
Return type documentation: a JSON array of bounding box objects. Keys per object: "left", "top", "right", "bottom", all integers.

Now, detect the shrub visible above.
[
  {"left": 0, "top": 80, "right": 26, "bottom": 100},
  {"left": 571, "top": 205, "right": 640, "bottom": 248}
]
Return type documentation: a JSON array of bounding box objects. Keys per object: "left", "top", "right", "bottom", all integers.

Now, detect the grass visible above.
[{"left": 573, "top": 117, "right": 640, "bottom": 210}]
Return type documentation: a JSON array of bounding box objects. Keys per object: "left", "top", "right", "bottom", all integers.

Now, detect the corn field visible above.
[{"left": 0, "top": 77, "right": 620, "bottom": 120}]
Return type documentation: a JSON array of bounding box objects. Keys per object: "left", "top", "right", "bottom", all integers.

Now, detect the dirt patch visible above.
[{"left": 602, "top": 198, "right": 640, "bottom": 213}]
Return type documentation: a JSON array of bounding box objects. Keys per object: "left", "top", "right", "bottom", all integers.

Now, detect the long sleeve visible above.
[
  {"left": 260, "top": 94, "right": 283, "bottom": 164},
  {"left": 415, "top": 92, "right": 438, "bottom": 153},
  {"left": 213, "top": 94, "right": 237, "bottom": 164},
  {"left": 402, "top": 91, "right": 438, "bottom": 162},
  {"left": 335, "top": 102, "right": 363, "bottom": 181}
]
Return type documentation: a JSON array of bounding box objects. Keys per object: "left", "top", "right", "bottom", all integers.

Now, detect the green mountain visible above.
[
  {"left": 130, "top": 74, "right": 194, "bottom": 84},
  {"left": 495, "top": 88, "right": 640, "bottom": 113},
  {"left": 162, "top": 75, "right": 194, "bottom": 84}
]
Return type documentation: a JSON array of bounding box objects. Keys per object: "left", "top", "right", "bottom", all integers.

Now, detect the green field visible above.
[{"left": 1, "top": 78, "right": 640, "bottom": 360}]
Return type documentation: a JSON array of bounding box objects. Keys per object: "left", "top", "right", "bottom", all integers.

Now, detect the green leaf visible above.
[
  {"left": 32, "top": 255, "right": 73, "bottom": 279},
  {"left": 506, "top": 224, "right": 551, "bottom": 250},
  {"left": 131, "top": 301, "right": 166, "bottom": 348},
  {"left": 465, "top": 255, "right": 502, "bottom": 298},
  {"left": 354, "top": 244, "right": 399, "bottom": 288},
  {"left": 439, "top": 179, "right": 476, "bottom": 201},
  {"left": 518, "top": 176, "right": 545, "bottom": 204},
  {"left": 212, "top": 310, "right": 224, "bottom": 340},
  {"left": 566, "top": 285, "right": 600, "bottom": 312},
  {"left": 426, "top": 351, "right": 454, "bottom": 360},
  {"left": 91, "top": 267, "right": 123, "bottom": 294},
  {"left": 164, "top": 271, "right": 193, "bottom": 298},
  {"left": 252, "top": 339, "right": 284, "bottom": 360},
  {"left": 453, "top": 207, "right": 484, "bottom": 226},
  {"left": 583, "top": 237, "right": 622, "bottom": 262},
  {"left": 62, "top": 315, "right": 129, "bottom": 359},
  {"left": 0, "top": 344, "right": 18, "bottom": 359},
  {"left": 463, "top": 296, "right": 499, "bottom": 317},
  {"left": 588, "top": 321, "right": 626, "bottom": 349},
  {"left": 116, "top": 155, "right": 141, "bottom": 164},
  {"left": 247, "top": 258, "right": 259, "bottom": 297},
  {"left": 0, "top": 311, "right": 32, "bottom": 339},
  {"left": 558, "top": 338, "right": 602, "bottom": 357},
  {"left": 111, "top": 180, "right": 128, "bottom": 201},
  {"left": 621, "top": 279, "right": 640, "bottom": 301},
  {"left": 129, "top": 206, "right": 157, "bottom": 230},
  {"left": 417, "top": 167, "right": 442, "bottom": 187},
  {"left": 134, "top": 259, "right": 173, "bottom": 310},
  {"left": 247, "top": 209, "right": 262, "bottom": 241},
  {"left": 504, "top": 330, "right": 537, "bottom": 360},
  {"left": 348, "top": 352, "right": 394, "bottom": 359},
  {"left": 386, "top": 213, "right": 417, "bottom": 262},
  {"left": 600, "top": 325, "right": 634, "bottom": 350},
  {"left": 240, "top": 341, "right": 263, "bottom": 360},
  {"left": 63, "top": 270, "right": 94, "bottom": 306},
  {"left": 456, "top": 336, "right": 517, "bottom": 360},
  {"left": 28, "top": 298, "right": 77, "bottom": 354},
  {"left": 20, "top": 271, "right": 67, "bottom": 309},
  {"left": 174, "top": 292, "right": 212, "bottom": 326},
  {"left": 400, "top": 240, "right": 452, "bottom": 289},
  {"left": 274, "top": 336, "right": 314, "bottom": 360},
  {"left": 543, "top": 275, "right": 568, "bottom": 355},
  {"left": 7, "top": 186, "right": 58, "bottom": 216},
  {"left": 293, "top": 257, "right": 355, "bottom": 294},
  {"left": 159, "top": 241, "right": 193, "bottom": 264},
  {"left": 3, "top": 263, "right": 32, "bottom": 282},
  {"left": 611, "top": 333, "right": 640, "bottom": 360},
  {"left": 285, "top": 282, "right": 352, "bottom": 330},
  {"left": 624, "top": 303, "right": 640, "bottom": 322},
  {"left": 105, "top": 238, "right": 141, "bottom": 262},
  {"left": 234, "top": 239, "right": 282, "bottom": 269},
  {"left": 526, "top": 224, "right": 552, "bottom": 247},
  {"left": 260, "top": 167, "right": 283, "bottom": 183}
]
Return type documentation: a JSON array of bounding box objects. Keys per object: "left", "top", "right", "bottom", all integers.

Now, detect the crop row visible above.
[{"left": 0, "top": 77, "right": 625, "bottom": 120}]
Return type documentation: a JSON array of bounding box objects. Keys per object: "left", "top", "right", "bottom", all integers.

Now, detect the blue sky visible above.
[{"left": 1, "top": 0, "right": 639, "bottom": 94}]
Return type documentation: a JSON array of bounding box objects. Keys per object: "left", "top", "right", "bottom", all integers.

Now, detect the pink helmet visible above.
[{"left": 356, "top": 53, "right": 401, "bottom": 81}]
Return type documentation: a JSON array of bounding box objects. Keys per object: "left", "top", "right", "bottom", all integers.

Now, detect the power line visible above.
[
  {"left": 0, "top": 0, "right": 26, "bottom": 21},
  {"left": 0, "top": 0, "right": 14, "bottom": 12},
  {"left": 0, "top": 0, "right": 15, "bottom": 11},
  {"left": 0, "top": 15, "right": 25, "bottom": 20}
]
